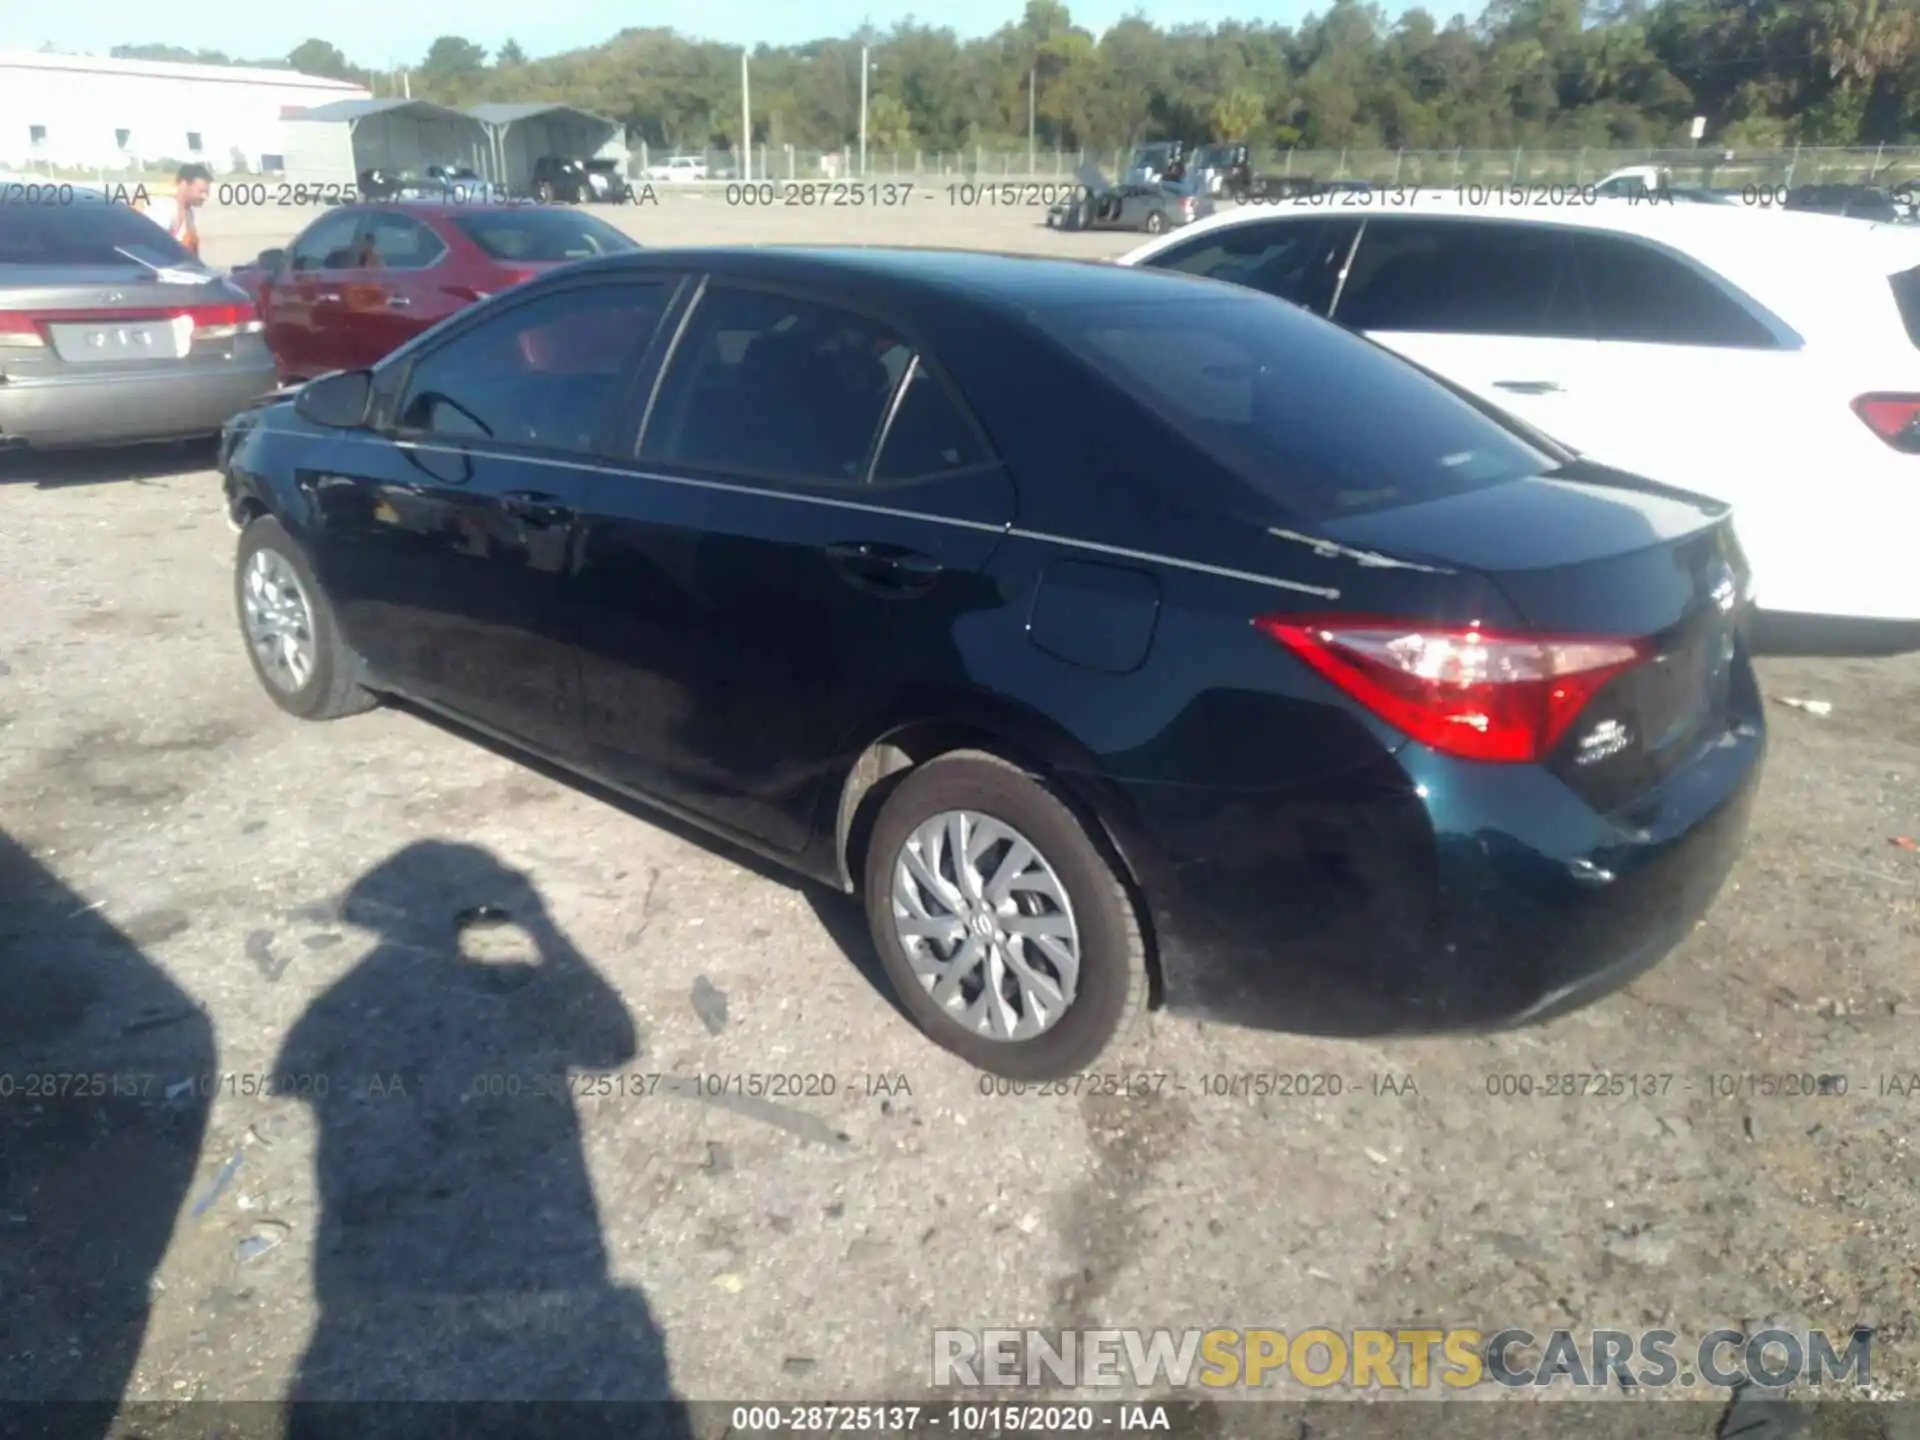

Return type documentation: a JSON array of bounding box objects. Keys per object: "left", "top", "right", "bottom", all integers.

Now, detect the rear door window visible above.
[
  {"left": 1334, "top": 219, "right": 1584, "bottom": 337},
  {"left": 640, "top": 286, "right": 911, "bottom": 486},
  {"left": 357, "top": 211, "right": 447, "bottom": 270},
  {"left": 1032, "top": 295, "right": 1556, "bottom": 520},
  {"left": 1141, "top": 218, "right": 1358, "bottom": 314},
  {"left": 1569, "top": 233, "right": 1777, "bottom": 348}
]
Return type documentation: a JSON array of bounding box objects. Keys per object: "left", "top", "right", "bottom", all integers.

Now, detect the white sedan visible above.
[{"left": 1119, "top": 193, "right": 1920, "bottom": 655}]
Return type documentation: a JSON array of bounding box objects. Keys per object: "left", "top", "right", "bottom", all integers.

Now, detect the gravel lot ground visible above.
[{"left": 4, "top": 195, "right": 1920, "bottom": 1434}]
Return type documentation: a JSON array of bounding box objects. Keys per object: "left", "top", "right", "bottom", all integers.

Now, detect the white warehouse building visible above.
[{"left": 0, "top": 50, "right": 369, "bottom": 175}]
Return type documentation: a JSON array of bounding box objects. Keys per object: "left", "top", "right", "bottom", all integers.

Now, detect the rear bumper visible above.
[
  {"left": 0, "top": 358, "right": 278, "bottom": 448},
  {"left": 1097, "top": 711, "right": 1765, "bottom": 1037}
]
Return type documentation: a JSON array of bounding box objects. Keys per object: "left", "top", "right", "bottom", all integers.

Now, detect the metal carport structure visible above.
[
  {"left": 281, "top": 98, "right": 493, "bottom": 188},
  {"left": 467, "top": 103, "right": 628, "bottom": 195}
]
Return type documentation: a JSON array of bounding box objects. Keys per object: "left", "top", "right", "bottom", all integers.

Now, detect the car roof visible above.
[
  {"left": 1126, "top": 192, "right": 1920, "bottom": 347},
  {"left": 574, "top": 245, "right": 1234, "bottom": 315}
]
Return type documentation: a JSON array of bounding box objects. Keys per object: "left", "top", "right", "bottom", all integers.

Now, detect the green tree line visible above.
[{"left": 112, "top": 0, "right": 1920, "bottom": 153}]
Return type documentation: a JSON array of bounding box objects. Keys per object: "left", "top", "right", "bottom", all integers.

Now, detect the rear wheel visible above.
[
  {"left": 1144, "top": 210, "right": 1167, "bottom": 234},
  {"left": 235, "top": 517, "right": 374, "bottom": 721},
  {"left": 862, "top": 751, "right": 1147, "bottom": 1079},
  {"left": 536, "top": 179, "right": 554, "bottom": 203}
]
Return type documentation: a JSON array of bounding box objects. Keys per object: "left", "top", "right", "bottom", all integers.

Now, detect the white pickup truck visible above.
[{"left": 645, "top": 155, "right": 709, "bottom": 182}]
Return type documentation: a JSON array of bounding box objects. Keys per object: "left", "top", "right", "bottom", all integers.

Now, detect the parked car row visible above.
[{"left": 9, "top": 182, "right": 1912, "bottom": 1083}]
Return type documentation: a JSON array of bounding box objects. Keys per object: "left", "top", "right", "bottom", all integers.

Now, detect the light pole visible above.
[
  {"left": 1028, "top": 67, "right": 1036, "bottom": 176},
  {"left": 858, "top": 44, "right": 869, "bottom": 178},
  {"left": 741, "top": 48, "right": 752, "bottom": 182}
]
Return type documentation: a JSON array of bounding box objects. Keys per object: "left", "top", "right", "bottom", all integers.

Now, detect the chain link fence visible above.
[{"left": 640, "top": 143, "right": 1920, "bottom": 190}]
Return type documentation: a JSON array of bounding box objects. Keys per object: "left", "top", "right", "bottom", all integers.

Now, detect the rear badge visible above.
[{"left": 1575, "top": 718, "right": 1634, "bottom": 766}]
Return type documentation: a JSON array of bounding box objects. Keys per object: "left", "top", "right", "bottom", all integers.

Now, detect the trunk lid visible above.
[{"left": 1317, "top": 461, "right": 1752, "bottom": 808}]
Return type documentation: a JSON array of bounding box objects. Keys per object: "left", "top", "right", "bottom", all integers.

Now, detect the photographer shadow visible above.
[{"left": 277, "top": 840, "right": 688, "bottom": 1440}]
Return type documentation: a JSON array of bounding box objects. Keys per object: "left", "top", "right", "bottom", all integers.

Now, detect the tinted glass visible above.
[
  {"left": 290, "top": 212, "right": 364, "bottom": 270},
  {"left": 1571, "top": 233, "right": 1776, "bottom": 347},
  {"left": 0, "top": 199, "right": 196, "bottom": 267},
  {"left": 1031, "top": 296, "right": 1556, "bottom": 520},
  {"left": 454, "top": 210, "right": 638, "bottom": 263},
  {"left": 873, "top": 362, "right": 992, "bottom": 481},
  {"left": 358, "top": 212, "right": 446, "bottom": 270},
  {"left": 1890, "top": 267, "right": 1920, "bottom": 349},
  {"left": 642, "top": 287, "right": 910, "bottom": 484},
  {"left": 1145, "top": 219, "right": 1355, "bottom": 314},
  {"left": 396, "top": 282, "right": 670, "bottom": 454},
  {"left": 1335, "top": 220, "right": 1582, "bottom": 337}
]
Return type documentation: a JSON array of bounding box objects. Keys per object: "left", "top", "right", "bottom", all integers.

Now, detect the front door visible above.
[
  {"left": 329, "top": 208, "right": 455, "bottom": 370},
  {"left": 265, "top": 210, "right": 368, "bottom": 379},
  {"left": 307, "top": 276, "right": 682, "bottom": 755},
  {"left": 570, "top": 281, "right": 1014, "bottom": 852}
]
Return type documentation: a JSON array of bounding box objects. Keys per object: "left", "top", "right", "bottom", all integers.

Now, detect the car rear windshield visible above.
[
  {"left": 1030, "top": 295, "right": 1557, "bottom": 519},
  {"left": 1890, "top": 267, "right": 1920, "bottom": 348},
  {"left": 0, "top": 199, "right": 197, "bottom": 268},
  {"left": 453, "top": 211, "right": 638, "bottom": 263}
]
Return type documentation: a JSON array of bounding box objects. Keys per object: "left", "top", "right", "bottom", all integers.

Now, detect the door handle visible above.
[
  {"left": 1493, "top": 379, "right": 1563, "bottom": 394},
  {"left": 826, "top": 541, "right": 942, "bottom": 592},
  {"left": 315, "top": 291, "right": 342, "bottom": 304},
  {"left": 498, "top": 490, "right": 571, "bottom": 527},
  {"left": 386, "top": 295, "right": 412, "bottom": 308}
]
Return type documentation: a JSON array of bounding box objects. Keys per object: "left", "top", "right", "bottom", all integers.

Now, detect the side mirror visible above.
[
  {"left": 294, "top": 369, "right": 374, "bottom": 430},
  {"left": 257, "top": 247, "right": 287, "bottom": 272}
]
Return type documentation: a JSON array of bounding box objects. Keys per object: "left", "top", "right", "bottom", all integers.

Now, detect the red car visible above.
[{"left": 229, "top": 202, "right": 640, "bottom": 381}]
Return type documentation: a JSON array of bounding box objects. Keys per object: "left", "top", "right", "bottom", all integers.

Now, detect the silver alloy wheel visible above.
[
  {"left": 241, "top": 548, "right": 317, "bottom": 694},
  {"left": 890, "top": 809, "right": 1082, "bottom": 1042}
]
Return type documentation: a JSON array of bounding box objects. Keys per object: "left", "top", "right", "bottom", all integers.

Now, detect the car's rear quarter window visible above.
[
  {"left": 453, "top": 211, "right": 637, "bottom": 263},
  {"left": 1031, "top": 296, "right": 1555, "bottom": 520},
  {"left": 1890, "top": 267, "right": 1920, "bottom": 348}
]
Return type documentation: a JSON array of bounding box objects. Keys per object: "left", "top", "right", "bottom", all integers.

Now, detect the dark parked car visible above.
[
  {"left": 0, "top": 186, "right": 275, "bottom": 449},
  {"left": 528, "top": 155, "right": 594, "bottom": 203},
  {"left": 227, "top": 202, "right": 638, "bottom": 381},
  {"left": 1784, "top": 183, "right": 1903, "bottom": 223},
  {"left": 218, "top": 248, "right": 1765, "bottom": 1078}
]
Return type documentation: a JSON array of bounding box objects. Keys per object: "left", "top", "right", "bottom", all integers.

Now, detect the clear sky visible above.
[{"left": 0, "top": 0, "right": 1358, "bottom": 68}]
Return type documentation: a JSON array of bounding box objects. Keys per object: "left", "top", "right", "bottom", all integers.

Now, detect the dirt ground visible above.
[{"left": 3, "top": 195, "right": 1920, "bottom": 1431}]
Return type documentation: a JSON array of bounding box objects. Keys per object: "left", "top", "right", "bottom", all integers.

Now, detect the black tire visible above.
[
  {"left": 1144, "top": 210, "right": 1166, "bottom": 234},
  {"left": 234, "top": 516, "right": 375, "bottom": 722},
  {"left": 862, "top": 750, "right": 1147, "bottom": 1079},
  {"left": 536, "top": 180, "right": 554, "bottom": 204}
]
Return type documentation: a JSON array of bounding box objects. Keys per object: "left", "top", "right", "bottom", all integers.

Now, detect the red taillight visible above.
[
  {"left": 0, "top": 311, "right": 46, "bottom": 348},
  {"left": 184, "top": 301, "right": 264, "bottom": 338},
  {"left": 1254, "top": 615, "right": 1649, "bottom": 764},
  {"left": 1852, "top": 392, "right": 1920, "bottom": 452}
]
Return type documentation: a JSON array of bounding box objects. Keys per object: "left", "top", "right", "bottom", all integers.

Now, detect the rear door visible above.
[
  {"left": 1328, "top": 216, "right": 1603, "bottom": 443},
  {"left": 265, "top": 210, "right": 366, "bottom": 378},
  {"left": 570, "top": 279, "right": 1014, "bottom": 852},
  {"left": 308, "top": 275, "right": 682, "bottom": 755}
]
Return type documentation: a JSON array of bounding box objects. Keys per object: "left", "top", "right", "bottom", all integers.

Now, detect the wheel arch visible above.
[{"left": 828, "top": 696, "right": 1167, "bottom": 1009}]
